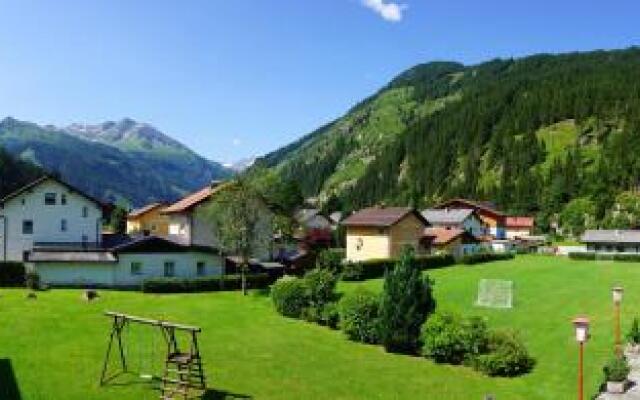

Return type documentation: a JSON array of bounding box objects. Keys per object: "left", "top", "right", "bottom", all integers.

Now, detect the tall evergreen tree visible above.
[{"left": 378, "top": 248, "right": 436, "bottom": 354}]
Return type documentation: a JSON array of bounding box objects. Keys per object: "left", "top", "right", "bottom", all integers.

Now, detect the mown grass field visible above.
[{"left": 1, "top": 255, "right": 638, "bottom": 399}]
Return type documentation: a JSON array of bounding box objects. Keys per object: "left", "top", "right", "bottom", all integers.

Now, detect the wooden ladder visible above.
[{"left": 159, "top": 328, "right": 206, "bottom": 400}]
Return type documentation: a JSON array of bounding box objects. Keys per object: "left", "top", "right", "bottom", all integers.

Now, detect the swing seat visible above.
[{"left": 167, "top": 352, "right": 193, "bottom": 364}]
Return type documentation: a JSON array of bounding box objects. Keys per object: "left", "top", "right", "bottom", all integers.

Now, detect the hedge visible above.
[
  {"left": 459, "top": 252, "right": 515, "bottom": 265},
  {"left": 142, "top": 273, "right": 272, "bottom": 293},
  {"left": 341, "top": 254, "right": 455, "bottom": 281},
  {"left": 568, "top": 252, "right": 640, "bottom": 262},
  {"left": 0, "top": 262, "right": 25, "bottom": 287}
]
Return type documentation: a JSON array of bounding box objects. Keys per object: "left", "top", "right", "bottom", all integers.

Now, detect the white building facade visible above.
[{"left": 0, "top": 177, "right": 102, "bottom": 262}]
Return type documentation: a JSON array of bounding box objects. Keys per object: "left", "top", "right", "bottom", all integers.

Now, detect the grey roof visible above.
[
  {"left": 295, "top": 208, "right": 321, "bottom": 223},
  {"left": 581, "top": 230, "right": 640, "bottom": 244},
  {"left": 422, "top": 208, "right": 475, "bottom": 225},
  {"left": 28, "top": 251, "right": 117, "bottom": 263}
]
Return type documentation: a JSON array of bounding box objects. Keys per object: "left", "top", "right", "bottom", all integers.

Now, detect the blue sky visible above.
[{"left": 0, "top": 1, "right": 638, "bottom": 164}]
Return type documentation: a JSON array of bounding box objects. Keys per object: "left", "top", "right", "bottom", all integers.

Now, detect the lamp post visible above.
[
  {"left": 613, "top": 286, "right": 624, "bottom": 357},
  {"left": 573, "top": 316, "right": 590, "bottom": 400}
]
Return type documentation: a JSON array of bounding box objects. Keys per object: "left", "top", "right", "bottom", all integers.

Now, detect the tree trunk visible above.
[{"left": 241, "top": 261, "right": 248, "bottom": 296}]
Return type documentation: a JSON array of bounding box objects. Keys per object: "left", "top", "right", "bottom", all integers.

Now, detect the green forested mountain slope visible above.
[
  {"left": 0, "top": 148, "right": 43, "bottom": 198},
  {"left": 0, "top": 117, "right": 231, "bottom": 206},
  {"left": 258, "top": 47, "right": 640, "bottom": 230}
]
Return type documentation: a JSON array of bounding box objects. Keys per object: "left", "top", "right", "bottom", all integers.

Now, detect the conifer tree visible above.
[{"left": 378, "top": 248, "right": 436, "bottom": 354}]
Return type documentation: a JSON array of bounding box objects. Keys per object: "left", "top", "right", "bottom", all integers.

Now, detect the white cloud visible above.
[
  {"left": 362, "top": 0, "right": 407, "bottom": 22},
  {"left": 232, "top": 138, "right": 242, "bottom": 146}
]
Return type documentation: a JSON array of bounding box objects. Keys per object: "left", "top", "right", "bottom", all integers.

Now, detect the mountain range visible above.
[
  {"left": 0, "top": 117, "right": 231, "bottom": 206},
  {"left": 257, "top": 47, "right": 640, "bottom": 230}
]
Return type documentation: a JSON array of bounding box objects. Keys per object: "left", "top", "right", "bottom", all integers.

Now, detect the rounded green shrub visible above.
[
  {"left": 421, "top": 313, "right": 489, "bottom": 364},
  {"left": 338, "top": 288, "right": 380, "bottom": 344},
  {"left": 604, "top": 357, "right": 630, "bottom": 382},
  {"left": 271, "top": 276, "right": 310, "bottom": 318},
  {"left": 472, "top": 330, "right": 535, "bottom": 377},
  {"left": 304, "top": 268, "right": 338, "bottom": 308}
]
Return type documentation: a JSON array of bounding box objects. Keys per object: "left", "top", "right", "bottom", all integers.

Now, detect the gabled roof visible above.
[
  {"left": 435, "top": 198, "right": 506, "bottom": 218},
  {"left": 581, "top": 230, "right": 640, "bottom": 244},
  {"left": 0, "top": 175, "right": 104, "bottom": 208},
  {"left": 423, "top": 227, "right": 478, "bottom": 245},
  {"left": 505, "top": 216, "right": 535, "bottom": 228},
  {"left": 111, "top": 235, "right": 218, "bottom": 254},
  {"left": 162, "top": 182, "right": 229, "bottom": 214},
  {"left": 128, "top": 202, "right": 168, "bottom": 219},
  {"left": 342, "top": 207, "right": 428, "bottom": 228},
  {"left": 294, "top": 208, "right": 321, "bottom": 223},
  {"left": 422, "top": 208, "right": 476, "bottom": 225}
]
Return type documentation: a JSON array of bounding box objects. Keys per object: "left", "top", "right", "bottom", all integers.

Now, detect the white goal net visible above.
[{"left": 476, "top": 279, "right": 513, "bottom": 309}]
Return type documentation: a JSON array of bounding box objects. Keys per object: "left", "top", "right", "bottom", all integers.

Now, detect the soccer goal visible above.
[{"left": 475, "top": 279, "right": 514, "bottom": 309}]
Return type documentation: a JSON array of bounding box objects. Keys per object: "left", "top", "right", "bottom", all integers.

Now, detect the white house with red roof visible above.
[{"left": 504, "top": 216, "right": 535, "bottom": 239}]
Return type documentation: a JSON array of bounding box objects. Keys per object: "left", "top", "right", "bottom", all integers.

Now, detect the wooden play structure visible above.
[{"left": 100, "top": 311, "right": 206, "bottom": 399}]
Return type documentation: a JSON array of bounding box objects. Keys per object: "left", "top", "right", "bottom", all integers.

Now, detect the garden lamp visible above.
[{"left": 572, "top": 316, "right": 590, "bottom": 400}]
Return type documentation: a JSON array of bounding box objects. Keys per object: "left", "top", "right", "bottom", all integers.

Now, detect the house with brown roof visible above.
[
  {"left": 162, "top": 181, "right": 274, "bottom": 261},
  {"left": 126, "top": 202, "right": 169, "bottom": 236},
  {"left": 342, "top": 207, "right": 429, "bottom": 262},
  {"left": 435, "top": 199, "right": 507, "bottom": 239},
  {"left": 423, "top": 227, "right": 482, "bottom": 258}
]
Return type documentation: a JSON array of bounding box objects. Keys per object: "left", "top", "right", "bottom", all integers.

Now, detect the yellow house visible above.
[
  {"left": 126, "top": 202, "right": 170, "bottom": 236},
  {"left": 342, "top": 207, "right": 429, "bottom": 262}
]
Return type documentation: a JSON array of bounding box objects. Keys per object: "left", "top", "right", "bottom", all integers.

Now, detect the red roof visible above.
[
  {"left": 162, "top": 182, "right": 229, "bottom": 214},
  {"left": 342, "top": 207, "right": 428, "bottom": 228},
  {"left": 505, "top": 216, "right": 534, "bottom": 228},
  {"left": 128, "top": 202, "right": 167, "bottom": 219},
  {"left": 423, "top": 227, "right": 468, "bottom": 245}
]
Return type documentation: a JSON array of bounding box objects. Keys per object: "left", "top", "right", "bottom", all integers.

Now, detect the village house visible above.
[
  {"left": 342, "top": 207, "right": 429, "bottom": 262},
  {"left": 126, "top": 202, "right": 170, "bottom": 236},
  {"left": 162, "top": 181, "right": 274, "bottom": 261},
  {"left": 0, "top": 175, "right": 223, "bottom": 287},
  {"left": 423, "top": 227, "right": 482, "bottom": 258},
  {"left": 422, "top": 208, "right": 485, "bottom": 238},
  {"left": 435, "top": 199, "right": 507, "bottom": 239},
  {"left": 0, "top": 175, "right": 103, "bottom": 262},
  {"left": 581, "top": 230, "right": 640, "bottom": 253},
  {"left": 505, "top": 216, "right": 535, "bottom": 239}
]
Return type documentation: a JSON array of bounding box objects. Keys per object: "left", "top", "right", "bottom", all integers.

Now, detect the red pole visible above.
[{"left": 578, "top": 341, "right": 584, "bottom": 400}]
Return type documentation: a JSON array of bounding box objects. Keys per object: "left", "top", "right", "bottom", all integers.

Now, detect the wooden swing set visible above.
[{"left": 99, "top": 311, "right": 207, "bottom": 399}]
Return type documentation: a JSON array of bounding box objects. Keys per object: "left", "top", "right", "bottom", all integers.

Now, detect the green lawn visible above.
[{"left": 1, "top": 255, "right": 638, "bottom": 399}]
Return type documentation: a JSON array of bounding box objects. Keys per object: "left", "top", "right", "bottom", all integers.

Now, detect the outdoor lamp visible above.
[
  {"left": 612, "top": 286, "right": 624, "bottom": 305},
  {"left": 573, "top": 316, "right": 590, "bottom": 343}
]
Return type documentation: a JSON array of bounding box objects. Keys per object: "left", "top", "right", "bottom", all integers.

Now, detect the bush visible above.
[
  {"left": 569, "top": 252, "right": 640, "bottom": 262},
  {"left": 319, "top": 302, "right": 340, "bottom": 329},
  {"left": 271, "top": 276, "right": 310, "bottom": 318},
  {"left": 627, "top": 317, "right": 640, "bottom": 345},
  {"left": 0, "top": 262, "right": 25, "bottom": 286},
  {"left": 141, "top": 273, "right": 272, "bottom": 293},
  {"left": 338, "top": 288, "right": 380, "bottom": 344},
  {"left": 25, "top": 272, "right": 40, "bottom": 291},
  {"left": 421, "top": 313, "right": 489, "bottom": 364},
  {"left": 472, "top": 330, "right": 535, "bottom": 377},
  {"left": 316, "top": 249, "right": 345, "bottom": 273},
  {"left": 603, "top": 357, "right": 630, "bottom": 382},
  {"left": 304, "top": 268, "right": 338, "bottom": 308},
  {"left": 460, "top": 252, "right": 514, "bottom": 265},
  {"left": 341, "top": 254, "right": 454, "bottom": 282},
  {"left": 378, "top": 249, "right": 436, "bottom": 354}
]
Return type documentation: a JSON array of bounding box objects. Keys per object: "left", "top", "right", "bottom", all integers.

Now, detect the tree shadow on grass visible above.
[
  {"left": 201, "top": 388, "right": 252, "bottom": 399},
  {"left": 0, "top": 359, "right": 21, "bottom": 400}
]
